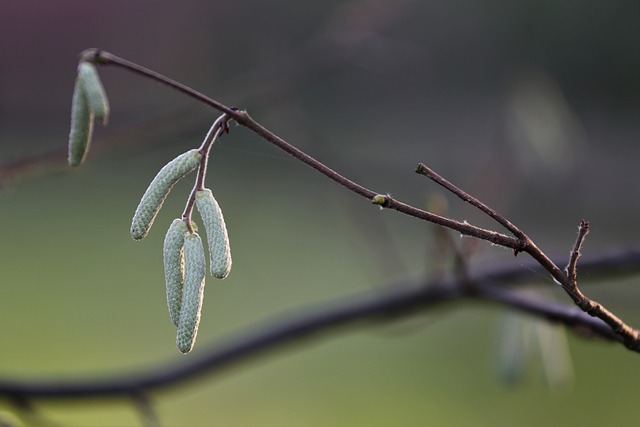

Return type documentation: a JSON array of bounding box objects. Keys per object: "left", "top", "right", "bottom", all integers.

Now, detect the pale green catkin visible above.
[
  {"left": 78, "top": 62, "right": 110, "bottom": 125},
  {"left": 67, "top": 74, "right": 94, "bottom": 167},
  {"left": 176, "top": 232, "right": 206, "bottom": 354},
  {"left": 130, "top": 149, "right": 203, "bottom": 240},
  {"left": 163, "top": 219, "right": 189, "bottom": 327},
  {"left": 195, "top": 189, "right": 232, "bottom": 279}
]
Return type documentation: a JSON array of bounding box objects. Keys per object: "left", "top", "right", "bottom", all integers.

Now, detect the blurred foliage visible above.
[{"left": 0, "top": 1, "right": 638, "bottom": 426}]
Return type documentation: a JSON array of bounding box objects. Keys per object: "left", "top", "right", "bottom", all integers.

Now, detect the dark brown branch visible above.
[
  {"left": 560, "top": 222, "right": 640, "bottom": 350},
  {"left": 413, "top": 164, "right": 566, "bottom": 287},
  {"left": 414, "top": 166, "right": 638, "bottom": 350},
  {"left": 415, "top": 163, "right": 526, "bottom": 243},
  {"left": 85, "top": 50, "right": 237, "bottom": 117},
  {"left": 89, "top": 49, "right": 524, "bottom": 251}
]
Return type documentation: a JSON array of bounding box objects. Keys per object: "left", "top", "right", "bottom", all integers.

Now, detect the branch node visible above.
[
  {"left": 578, "top": 299, "right": 600, "bottom": 316},
  {"left": 513, "top": 238, "right": 528, "bottom": 257}
]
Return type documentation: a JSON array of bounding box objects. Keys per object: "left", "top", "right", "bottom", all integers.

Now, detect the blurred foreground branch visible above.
[{"left": 0, "top": 248, "right": 637, "bottom": 402}]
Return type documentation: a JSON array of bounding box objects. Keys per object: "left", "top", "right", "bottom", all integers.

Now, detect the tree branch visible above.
[
  {"left": 88, "top": 49, "right": 523, "bottom": 251},
  {"left": 82, "top": 49, "right": 640, "bottom": 352}
]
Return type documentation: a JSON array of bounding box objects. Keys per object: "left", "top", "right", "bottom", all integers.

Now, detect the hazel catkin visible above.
[
  {"left": 130, "top": 149, "right": 202, "bottom": 240},
  {"left": 176, "top": 232, "right": 207, "bottom": 354},
  {"left": 78, "top": 62, "right": 110, "bottom": 125},
  {"left": 163, "top": 218, "right": 189, "bottom": 327},
  {"left": 67, "top": 73, "right": 94, "bottom": 167},
  {"left": 195, "top": 189, "right": 232, "bottom": 279}
]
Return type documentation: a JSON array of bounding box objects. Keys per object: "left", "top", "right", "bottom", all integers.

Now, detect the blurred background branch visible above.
[{"left": 0, "top": 247, "right": 636, "bottom": 402}]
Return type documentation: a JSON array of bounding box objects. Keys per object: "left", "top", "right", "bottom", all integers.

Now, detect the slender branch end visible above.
[
  {"left": 567, "top": 218, "right": 591, "bottom": 284},
  {"left": 580, "top": 219, "right": 590, "bottom": 234},
  {"left": 415, "top": 163, "right": 430, "bottom": 176}
]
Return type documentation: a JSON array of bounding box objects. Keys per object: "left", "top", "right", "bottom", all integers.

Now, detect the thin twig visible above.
[
  {"left": 415, "top": 163, "right": 527, "bottom": 245},
  {"left": 566, "top": 219, "right": 590, "bottom": 286},
  {"left": 413, "top": 163, "right": 568, "bottom": 291},
  {"left": 414, "top": 165, "right": 638, "bottom": 349},
  {"left": 181, "top": 114, "right": 229, "bottom": 232},
  {"left": 86, "top": 50, "right": 237, "bottom": 117},
  {"left": 414, "top": 161, "right": 640, "bottom": 349},
  {"left": 89, "top": 49, "right": 524, "bottom": 251},
  {"left": 559, "top": 222, "right": 640, "bottom": 350}
]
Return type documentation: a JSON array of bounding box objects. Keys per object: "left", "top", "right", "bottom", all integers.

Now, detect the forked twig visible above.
[
  {"left": 181, "top": 113, "right": 231, "bottom": 232},
  {"left": 415, "top": 163, "right": 527, "bottom": 246},
  {"left": 416, "top": 167, "right": 639, "bottom": 350}
]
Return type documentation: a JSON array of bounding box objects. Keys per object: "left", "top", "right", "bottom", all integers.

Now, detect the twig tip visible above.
[{"left": 415, "top": 163, "right": 428, "bottom": 175}]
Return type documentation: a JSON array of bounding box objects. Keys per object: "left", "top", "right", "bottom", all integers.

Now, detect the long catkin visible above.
[
  {"left": 78, "top": 62, "right": 110, "bottom": 125},
  {"left": 163, "top": 219, "right": 188, "bottom": 327},
  {"left": 195, "top": 189, "right": 232, "bottom": 279},
  {"left": 130, "top": 149, "right": 202, "bottom": 240},
  {"left": 67, "top": 74, "right": 94, "bottom": 167},
  {"left": 176, "top": 232, "right": 207, "bottom": 354}
]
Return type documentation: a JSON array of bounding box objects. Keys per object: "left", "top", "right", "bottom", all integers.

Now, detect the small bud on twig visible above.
[{"left": 371, "top": 194, "right": 387, "bottom": 206}]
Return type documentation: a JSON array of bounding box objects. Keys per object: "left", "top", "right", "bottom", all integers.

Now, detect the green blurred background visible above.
[{"left": 0, "top": 1, "right": 638, "bottom": 426}]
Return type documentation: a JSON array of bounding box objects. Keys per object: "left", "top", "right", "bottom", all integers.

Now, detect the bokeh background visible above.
[{"left": 0, "top": 1, "right": 638, "bottom": 426}]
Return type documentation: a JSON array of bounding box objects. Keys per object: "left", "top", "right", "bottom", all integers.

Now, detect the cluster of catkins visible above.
[
  {"left": 130, "top": 153, "right": 232, "bottom": 354},
  {"left": 68, "top": 56, "right": 232, "bottom": 354}
]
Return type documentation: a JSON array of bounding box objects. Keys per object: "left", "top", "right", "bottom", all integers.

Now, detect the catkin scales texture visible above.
[
  {"left": 195, "top": 189, "right": 232, "bottom": 279},
  {"left": 68, "top": 75, "right": 94, "bottom": 167},
  {"left": 78, "top": 62, "right": 109, "bottom": 125},
  {"left": 177, "top": 233, "right": 207, "bottom": 354},
  {"left": 131, "top": 149, "right": 202, "bottom": 240},
  {"left": 164, "top": 219, "right": 188, "bottom": 327}
]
